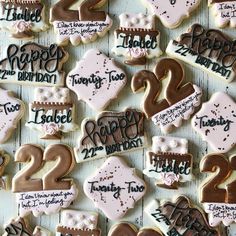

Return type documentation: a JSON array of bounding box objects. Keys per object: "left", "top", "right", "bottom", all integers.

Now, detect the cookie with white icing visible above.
[
  {"left": 113, "top": 13, "right": 162, "bottom": 65},
  {"left": 67, "top": 49, "right": 127, "bottom": 111},
  {"left": 142, "top": 0, "right": 201, "bottom": 28},
  {"left": 0, "top": 88, "right": 25, "bottom": 144},
  {"left": 84, "top": 156, "right": 146, "bottom": 220},
  {"left": 26, "top": 87, "right": 78, "bottom": 139},
  {"left": 50, "top": 0, "right": 112, "bottom": 46},
  {"left": 192, "top": 92, "right": 236, "bottom": 153},
  {"left": 0, "top": 0, "right": 48, "bottom": 39}
]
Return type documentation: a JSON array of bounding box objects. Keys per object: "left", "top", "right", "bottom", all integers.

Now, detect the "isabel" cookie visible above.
[
  {"left": 0, "top": 88, "right": 25, "bottom": 143},
  {"left": 26, "top": 87, "right": 78, "bottom": 139},
  {"left": 0, "top": 0, "right": 48, "bottom": 39},
  {"left": 74, "top": 108, "right": 146, "bottom": 163},
  {"left": 145, "top": 196, "right": 219, "bottom": 235},
  {"left": 0, "top": 42, "right": 68, "bottom": 86},
  {"left": 50, "top": 0, "right": 112, "bottom": 46},
  {"left": 200, "top": 153, "right": 236, "bottom": 226},
  {"left": 141, "top": 0, "right": 201, "bottom": 28},
  {"left": 209, "top": 0, "right": 236, "bottom": 28},
  {"left": 192, "top": 92, "right": 236, "bottom": 153},
  {"left": 113, "top": 13, "right": 162, "bottom": 65},
  {"left": 166, "top": 24, "right": 236, "bottom": 83},
  {"left": 132, "top": 58, "right": 202, "bottom": 133},
  {"left": 67, "top": 49, "right": 127, "bottom": 111},
  {"left": 12, "top": 144, "right": 78, "bottom": 217},
  {"left": 143, "top": 136, "right": 193, "bottom": 189},
  {"left": 56, "top": 209, "right": 101, "bottom": 236},
  {"left": 84, "top": 156, "right": 146, "bottom": 220},
  {"left": 0, "top": 149, "right": 10, "bottom": 190}
]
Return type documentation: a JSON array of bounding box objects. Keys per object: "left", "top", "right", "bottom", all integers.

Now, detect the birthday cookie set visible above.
[{"left": 1, "top": 0, "right": 236, "bottom": 235}]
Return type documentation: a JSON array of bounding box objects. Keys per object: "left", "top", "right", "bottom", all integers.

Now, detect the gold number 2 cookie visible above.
[{"left": 12, "top": 144, "right": 78, "bottom": 217}]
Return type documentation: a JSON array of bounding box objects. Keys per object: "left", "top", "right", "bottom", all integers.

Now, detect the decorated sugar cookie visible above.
[
  {"left": 143, "top": 136, "right": 193, "bottom": 189},
  {"left": 12, "top": 144, "right": 78, "bottom": 217},
  {"left": 166, "top": 24, "right": 236, "bottom": 83},
  {"left": 200, "top": 153, "right": 236, "bottom": 226},
  {"left": 113, "top": 13, "right": 162, "bottom": 65},
  {"left": 56, "top": 210, "right": 101, "bottom": 236},
  {"left": 0, "top": 149, "right": 10, "bottom": 190},
  {"left": 84, "top": 156, "right": 146, "bottom": 220},
  {"left": 0, "top": 0, "right": 48, "bottom": 39},
  {"left": 108, "top": 223, "right": 163, "bottom": 236},
  {"left": 145, "top": 196, "right": 219, "bottom": 235},
  {"left": 192, "top": 92, "right": 236, "bottom": 153},
  {"left": 50, "top": 0, "right": 112, "bottom": 46},
  {"left": 209, "top": 0, "right": 236, "bottom": 28},
  {"left": 142, "top": 0, "right": 201, "bottom": 28},
  {"left": 26, "top": 87, "right": 78, "bottom": 139},
  {"left": 0, "top": 88, "right": 25, "bottom": 143},
  {"left": 0, "top": 42, "right": 68, "bottom": 86},
  {"left": 67, "top": 49, "right": 127, "bottom": 111},
  {"left": 74, "top": 108, "right": 146, "bottom": 163},
  {"left": 3, "top": 217, "right": 51, "bottom": 236},
  {"left": 132, "top": 58, "right": 202, "bottom": 133}
]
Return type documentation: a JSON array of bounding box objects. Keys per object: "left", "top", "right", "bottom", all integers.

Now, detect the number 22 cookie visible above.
[
  {"left": 50, "top": 0, "right": 113, "bottom": 46},
  {"left": 132, "top": 58, "right": 202, "bottom": 133},
  {"left": 12, "top": 144, "right": 78, "bottom": 217}
]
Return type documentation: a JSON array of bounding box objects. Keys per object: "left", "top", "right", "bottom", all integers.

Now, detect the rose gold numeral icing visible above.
[
  {"left": 132, "top": 58, "right": 202, "bottom": 133},
  {"left": 26, "top": 87, "right": 78, "bottom": 139},
  {"left": 12, "top": 144, "right": 78, "bottom": 217},
  {"left": 0, "top": 88, "right": 24, "bottom": 143},
  {"left": 142, "top": 0, "right": 201, "bottom": 28},
  {"left": 56, "top": 210, "right": 101, "bottom": 236},
  {"left": 113, "top": 13, "right": 162, "bottom": 65},
  {"left": 145, "top": 196, "right": 219, "bottom": 235},
  {"left": 0, "top": 43, "right": 68, "bottom": 86},
  {"left": 143, "top": 136, "right": 193, "bottom": 189},
  {"left": 50, "top": 0, "right": 112, "bottom": 46},
  {"left": 209, "top": 0, "right": 236, "bottom": 28},
  {"left": 84, "top": 156, "right": 146, "bottom": 220},
  {"left": 200, "top": 153, "right": 236, "bottom": 226},
  {"left": 0, "top": 0, "right": 48, "bottom": 39},
  {"left": 67, "top": 49, "right": 127, "bottom": 111},
  {"left": 74, "top": 108, "right": 146, "bottom": 163},
  {"left": 192, "top": 92, "right": 236, "bottom": 153},
  {"left": 0, "top": 150, "right": 10, "bottom": 190},
  {"left": 3, "top": 217, "right": 51, "bottom": 236}
]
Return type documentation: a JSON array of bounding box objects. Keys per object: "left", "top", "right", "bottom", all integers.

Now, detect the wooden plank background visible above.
[{"left": 0, "top": 0, "right": 236, "bottom": 235}]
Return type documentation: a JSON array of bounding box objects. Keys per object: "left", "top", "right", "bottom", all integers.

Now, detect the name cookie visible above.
[
  {"left": 145, "top": 196, "right": 219, "bottom": 235},
  {"left": 166, "top": 24, "right": 236, "bottom": 83},
  {"left": 74, "top": 108, "right": 146, "bottom": 163},
  {"left": 0, "top": 42, "right": 68, "bottom": 86},
  {"left": 132, "top": 58, "right": 202, "bottom": 133},
  {"left": 192, "top": 92, "right": 236, "bottom": 153},
  {"left": 200, "top": 153, "right": 236, "bottom": 226},
  {"left": 108, "top": 223, "right": 163, "bottom": 236},
  {"left": 141, "top": 0, "right": 201, "bottom": 28},
  {"left": 113, "top": 13, "right": 162, "bottom": 65},
  {"left": 0, "top": 0, "right": 48, "bottom": 39},
  {"left": 12, "top": 144, "right": 78, "bottom": 217},
  {"left": 0, "top": 88, "right": 25, "bottom": 143},
  {"left": 27, "top": 87, "right": 78, "bottom": 139},
  {"left": 56, "top": 210, "right": 101, "bottom": 236},
  {"left": 84, "top": 156, "right": 146, "bottom": 220},
  {"left": 209, "top": 0, "right": 236, "bottom": 28},
  {"left": 50, "top": 0, "right": 112, "bottom": 46},
  {"left": 3, "top": 217, "right": 51, "bottom": 236},
  {"left": 143, "top": 136, "right": 193, "bottom": 189},
  {"left": 0, "top": 149, "right": 10, "bottom": 190},
  {"left": 67, "top": 49, "right": 127, "bottom": 111}
]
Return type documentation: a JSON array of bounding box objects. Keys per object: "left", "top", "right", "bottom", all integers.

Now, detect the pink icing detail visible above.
[
  {"left": 161, "top": 172, "right": 180, "bottom": 186},
  {"left": 12, "top": 20, "right": 32, "bottom": 33},
  {"left": 42, "top": 123, "right": 60, "bottom": 135},
  {"left": 127, "top": 48, "right": 147, "bottom": 58}
]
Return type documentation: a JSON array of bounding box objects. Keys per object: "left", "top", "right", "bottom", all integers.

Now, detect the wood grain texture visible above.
[{"left": 0, "top": 0, "right": 236, "bottom": 235}]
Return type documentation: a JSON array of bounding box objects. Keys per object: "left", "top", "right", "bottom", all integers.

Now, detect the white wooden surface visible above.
[{"left": 0, "top": 0, "right": 236, "bottom": 235}]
